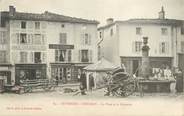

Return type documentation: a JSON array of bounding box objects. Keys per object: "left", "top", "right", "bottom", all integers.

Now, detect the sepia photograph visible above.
[{"left": 0, "top": 0, "right": 184, "bottom": 116}]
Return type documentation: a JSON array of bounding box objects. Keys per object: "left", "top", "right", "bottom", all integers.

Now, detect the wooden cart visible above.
[{"left": 9, "top": 79, "right": 56, "bottom": 94}]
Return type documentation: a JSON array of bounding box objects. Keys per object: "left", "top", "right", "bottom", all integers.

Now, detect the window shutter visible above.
[
  {"left": 12, "top": 52, "right": 19, "bottom": 63},
  {"left": 42, "top": 35, "right": 45, "bottom": 44},
  {"left": 2, "top": 32, "right": 6, "bottom": 44},
  {"left": 68, "top": 50, "right": 72, "bottom": 62},
  {"left": 59, "top": 33, "right": 62, "bottom": 44},
  {"left": 132, "top": 41, "right": 135, "bottom": 53},
  {"left": 28, "top": 34, "right": 31, "bottom": 44},
  {"left": 166, "top": 42, "right": 169, "bottom": 54},
  {"left": 42, "top": 52, "right": 46, "bottom": 63},
  {"left": 78, "top": 50, "right": 81, "bottom": 62},
  {"left": 64, "top": 33, "right": 67, "bottom": 44},
  {"left": 89, "top": 50, "right": 93, "bottom": 62},
  {"left": 89, "top": 34, "right": 92, "bottom": 45},
  {"left": 81, "top": 34, "right": 84, "bottom": 45},
  {"left": 30, "top": 52, "right": 34, "bottom": 63},
  {"left": 11, "top": 33, "right": 16, "bottom": 44},
  {"left": 55, "top": 50, "right": 58, "bottom": 62},
  {"left": 159, "top": 42, "right": 162, "bottom": 54},
  {"left": 16, "top": 33, "right": 19, "bottom": 44}
]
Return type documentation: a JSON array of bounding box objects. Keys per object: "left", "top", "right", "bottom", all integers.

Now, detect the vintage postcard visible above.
[{"left": 0, "top": 0, "right": 184, "bottom": 116}]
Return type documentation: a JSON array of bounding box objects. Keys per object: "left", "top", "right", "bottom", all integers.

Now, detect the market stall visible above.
[{"left": 83, "top": 58, "right": 118, "bottom": 90}]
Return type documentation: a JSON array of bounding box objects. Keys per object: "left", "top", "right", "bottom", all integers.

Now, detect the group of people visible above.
[
  {"left": 152, "top": 66, "right": 183, "bottom": 93},
  {"left": 152, "top": 66, "right": 173, "bottom": 80}
]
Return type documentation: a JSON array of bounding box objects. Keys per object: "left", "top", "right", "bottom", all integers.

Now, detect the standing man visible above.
[
  {"left": 174, "top": 68, "right": 183, "bottom": 93},
  {"left": 55, "top": 75, "right": 59, "bottom": 86},
  {"left": 79, "top": 70, "right": 87, "bottom": 95}
]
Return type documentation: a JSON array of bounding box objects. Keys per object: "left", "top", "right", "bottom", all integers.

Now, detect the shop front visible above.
[
  {"left": 15, "top": 64, "right": 46, "bottom": 84},
  {"left": 51, "top": 63, "right": 91, "bottom": 84},
  {"left": 0, "top": 64, "right": 12, "bottom": 85},
  {"left": 51, "top": 63, "right": 75, "bottom": 83}
]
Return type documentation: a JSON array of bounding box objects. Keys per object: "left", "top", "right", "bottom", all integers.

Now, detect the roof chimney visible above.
[
  {"left": 158, "top": 6, "right": 165, "bottom": 19},
  {"left": 9, "top": 6, "right": 16, "bottom": 16},
  {"left": 106, "top": 18, "right": 114, "bottom": 25}
]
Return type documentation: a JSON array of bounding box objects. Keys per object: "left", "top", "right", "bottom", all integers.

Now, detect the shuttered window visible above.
[
  {"left": 132, "top": 41, "right": 142, "bottom": 53},
  {"left": 55, "top": 50, "right": 66, "bottom": 62},
  {"left": 20, "top": 33, "right": 27, "bottom": 44},
  {"left": 81, "top": 33, "right": 91, "bottom": 45},
  {"left": 159, "top": 42, "right": 169, "bottom": 54},
  {"left": 81, "top": 50, "right": 89, "bottom": 62},
  {"left": 59, "top": 33, "right": 67, "bottom": 44},
  {"left": 34, "top": 34, "right": 42, "bottom": 44},
  {"left": 20, "top": 52, "right": 28, "bottom": 63}
]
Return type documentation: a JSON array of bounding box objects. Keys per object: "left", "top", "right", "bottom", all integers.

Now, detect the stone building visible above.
[
  {"left": 98, "top": 7, "right": 184, "bottom": 76},
  {"left": 0, "top": 6, "right": 98, "bottom": 85}
]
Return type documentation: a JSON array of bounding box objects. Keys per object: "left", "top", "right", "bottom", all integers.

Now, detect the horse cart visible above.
[{"left": 105, "top": 68, "right": 137, "bottom": 97}]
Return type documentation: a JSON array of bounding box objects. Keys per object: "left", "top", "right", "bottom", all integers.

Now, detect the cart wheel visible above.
[{"left": 122, "top": 83, "right": 135, "bottom": 97}]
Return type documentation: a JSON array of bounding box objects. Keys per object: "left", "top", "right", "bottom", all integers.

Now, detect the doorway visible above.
[
  {"left": 133, "top": 60, "right": 139, "bottom": 76},
  {"left": 178, "top": 54, "right": 184, "bottom": 71}
]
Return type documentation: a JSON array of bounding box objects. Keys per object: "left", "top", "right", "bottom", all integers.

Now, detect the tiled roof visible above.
[
  {"left": 83, "top": 57, "right": 118, "bottom": 71},
  {"left": 0, "top": 11, "right": 99, "bottom": 24},
  {"left": 98, "top": 18, "right": 184, "bottom": 30},
  {"left": 117, "top": 18, "right": 183, "bottom": 25}
]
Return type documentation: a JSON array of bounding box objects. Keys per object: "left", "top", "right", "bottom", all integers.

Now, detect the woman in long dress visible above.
[{"left": 174, "top": 68, "right": 183, "bottom": 93}]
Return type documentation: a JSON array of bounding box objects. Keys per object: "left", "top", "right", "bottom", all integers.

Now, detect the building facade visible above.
[
  {"left": 0, "top": 6, "right": 98, "bottom": 85},
  {"left": 98, "top": 7, "right": 184, "bottom": 75}
]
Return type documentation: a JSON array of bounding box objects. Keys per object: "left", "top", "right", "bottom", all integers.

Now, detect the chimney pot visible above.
[{"left": 9, "top": 6, "right": 16, "bottom": 16}]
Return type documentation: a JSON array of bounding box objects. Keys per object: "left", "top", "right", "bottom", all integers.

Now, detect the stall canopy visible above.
[
  {"left": 83, "top": 58, "right": 118, "bottom": 72},
  {"left": 83, "top": 58, "right": 118, "bottom": 90}
]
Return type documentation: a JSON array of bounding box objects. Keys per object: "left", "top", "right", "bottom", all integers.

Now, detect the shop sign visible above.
[
  {"left": 12, "top": 45, "right": 46, "bottom": 50},
  {"left": 49, "top": 44, "right": 74, "bottom": 49}
]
